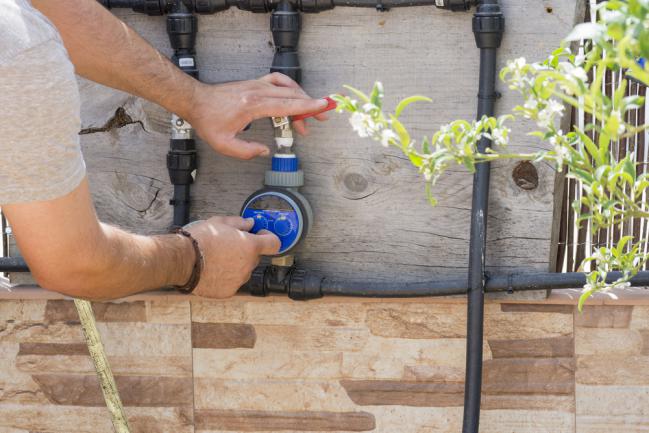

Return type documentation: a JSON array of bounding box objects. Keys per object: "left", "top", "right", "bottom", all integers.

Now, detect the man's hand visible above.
[
  {"left": 185, "top": 216, "right": 281, "bottom": 298},
  {"left": 186, "top": 73, "right": 329, "bottom": 160},
  {"left": 33, "top": 1, "right": 329, "bottom": 161}
]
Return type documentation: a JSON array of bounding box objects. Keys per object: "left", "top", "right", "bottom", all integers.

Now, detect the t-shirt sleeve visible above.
[{"left": 0, "top": 38, "right": 86, "bottom": 204}]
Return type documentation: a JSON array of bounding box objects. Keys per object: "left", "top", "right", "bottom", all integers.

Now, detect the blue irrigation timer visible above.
[{"left": 241, "top": 188, "right": 311, "bottom": 255}]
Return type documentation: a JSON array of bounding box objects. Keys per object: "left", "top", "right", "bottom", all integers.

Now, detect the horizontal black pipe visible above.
[
  {"left": 2, "top": 257, "right": 648, "bottom": 295},
  {"left": 320, "top": 277, "right": 468, "bottom": 297},
  {"left": 312, "top": 270, "right": 649, "bottom": 297},
  {"left": 99, "top": 0, "right": 473, "bottom": 14},
  {"left": 0, "top": 257, "right": 29, "bottom": 273},
  {"left": 242, "top": 265, "right": 649, "bottom": 298}
]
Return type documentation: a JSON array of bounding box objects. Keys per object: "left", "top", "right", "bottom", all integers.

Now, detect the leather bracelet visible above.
[{"left": 173, "top": 228, "right": 204, "bottom": 294}]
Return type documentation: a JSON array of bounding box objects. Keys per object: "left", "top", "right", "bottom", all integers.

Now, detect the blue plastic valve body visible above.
[{"left": 241, "top": 190, "right": 303, "bottom": 254}]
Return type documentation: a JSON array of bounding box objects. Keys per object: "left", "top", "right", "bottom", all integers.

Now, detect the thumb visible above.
[
  {"left": 215, "top": 136, "right": 271, "bottom": 160},
  {"left": 252, "top": 230, "right": 281, "bottom": 255}
]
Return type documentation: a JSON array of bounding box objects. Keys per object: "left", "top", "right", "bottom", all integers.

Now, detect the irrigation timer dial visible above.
[{"left": 241, "top": 189, "right": 311, "bottom": 255}]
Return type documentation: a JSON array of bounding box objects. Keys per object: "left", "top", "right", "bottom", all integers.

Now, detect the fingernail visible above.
[
  {"left": 260, "top": 148, "right": 271, "bottom": 157},
  {"left": 245, "top": 217, "right": 255, "bottom": 225},
  {"left": 317, "top": 98, "right": 328, "bottom": 107}
]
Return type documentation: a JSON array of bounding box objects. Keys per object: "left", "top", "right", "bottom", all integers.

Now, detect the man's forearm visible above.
[
  {"left": 32, "top": 0, "right": 199, "bottom": 120},
  {"left": 75, "top": 224, "right": 196, "bottom": 300},
  {"left": 3, "top": 179, "right": 195, "bottom": 300}
]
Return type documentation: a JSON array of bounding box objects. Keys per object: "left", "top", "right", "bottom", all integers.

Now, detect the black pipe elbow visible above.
[{"left": 244, "top": 265, "right": 324, "bottom": 300}]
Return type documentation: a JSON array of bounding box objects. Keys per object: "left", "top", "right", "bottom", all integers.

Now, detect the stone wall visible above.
[{"left": 0, "top": 296, "right": 647, "bottom": 432}]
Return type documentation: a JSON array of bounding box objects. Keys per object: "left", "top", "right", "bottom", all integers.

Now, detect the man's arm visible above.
[
  {"left": 3, "top": 178, "right": 279, "bottom": 300},
  {"left": 31, "top": 0, "right": 329, "bottom": 160}
]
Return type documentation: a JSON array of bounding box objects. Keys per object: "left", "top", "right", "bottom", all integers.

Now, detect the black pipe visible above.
[
  {"left": 2, "top": 255, "right": 648, "bottom": 296},
  {"left": 166, "top": 0, "right": 199, "bottom": 227},
  {"left": 462, "top": 2, "right": 503, "bottom": 433},
  {"left": 320, "top": 277, "right": 468, "bottom": 297},
  {"left": 99, "top": 0, "right": 476, "bottom": 14},
  {"left": 0, "top": 257, "right": 29, "bottom": 273},
  {"left": 243, "top": 264, "right": 649, "bottom": 297},
  {"left": 270, "top": 0, "right": 302, "bottom": 82}
]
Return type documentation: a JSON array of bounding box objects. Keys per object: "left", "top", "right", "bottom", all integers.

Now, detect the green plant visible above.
[{"left": 332, "top": 0, "right": 649, "bottom": 309}]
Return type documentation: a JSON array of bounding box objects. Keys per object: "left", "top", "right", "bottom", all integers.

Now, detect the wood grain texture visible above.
[{"left": 61, "top": 0, "right": 579, "bottom": 286}]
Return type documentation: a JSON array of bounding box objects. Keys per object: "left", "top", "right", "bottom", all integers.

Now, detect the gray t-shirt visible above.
[{"left": 0, "top": 0, "right": 86, "bottom": 204}]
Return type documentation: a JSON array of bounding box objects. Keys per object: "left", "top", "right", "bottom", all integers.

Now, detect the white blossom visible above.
[
  {"left": 537, "top": 99, "right": 565, "bottom": 128},
  {"left": 548, "top": 130, "right": 568, "bottom": 166},
  {"left": 380, "top": 129, "right": 398, "bottom": 147},
  {"left": 423, "top": 167, "right": 433, "bottom": 181},
  {"left": 362, "top": 102, "right": 378, "bottom": 113},
  {"left": 523, "top": 97, "right": 539, "bottom": 112},
  {"left": 610, "top": 110, "right": 626, "bottom": 135},
  {"left": 491, "top": 127, "right": 511, "bottom": 147},
  {"left": 349, "top": 112, "right": 372, "bottom": 138}
]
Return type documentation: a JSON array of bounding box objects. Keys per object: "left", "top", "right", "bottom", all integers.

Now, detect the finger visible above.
[
  {"left": 251, "top": 97, "right": 328, "bottom": 119},
  {"left": 259, "top": 72, "right": 303, "bottom": 90},
  {"left": 313, "top": 112, "right": 329, "bottom": 121},
  {"left": 251, "top": 84, "right": 311, "bottom": 100},
  {"left": 216, "top": 136, "right": 271, "bottom": 160},
  {"left": 213, "top": 216, "right": 255, "bottom": 231},
  {"left": 292, "top": 119, "right": 308, "bottom": 136},
  {"left": 252, "top": 230, "right": 281, "bottom": 255}
]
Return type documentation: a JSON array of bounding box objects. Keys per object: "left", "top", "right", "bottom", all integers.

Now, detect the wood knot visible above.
[
  {"left": 344, "top": 172, "right": 369, "bottom": 193},
  {"left": 335, "top": 165, "right": 377, "bottom": 200},
  {"left": 512, "top": 161, "right": 539, "bottom": 190}
]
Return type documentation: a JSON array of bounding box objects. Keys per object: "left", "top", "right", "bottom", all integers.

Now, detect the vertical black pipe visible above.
[
  {"left": 270, "top": 0, "right": 302, "bottom": 83},
  {"left": 166, "top": 0, "right": 199, "bottom": 227},
  {"left": 462, "top": 2, "right": 503, "bottom": 433}
]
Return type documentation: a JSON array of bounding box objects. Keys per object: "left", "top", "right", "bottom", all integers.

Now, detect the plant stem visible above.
[{"left": 74, "top": 299, "right": 131, "bottom": 433}]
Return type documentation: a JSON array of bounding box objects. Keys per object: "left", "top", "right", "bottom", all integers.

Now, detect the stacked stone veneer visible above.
[{"left": 0, "top": 297, "right": 647, "bottom": 432}]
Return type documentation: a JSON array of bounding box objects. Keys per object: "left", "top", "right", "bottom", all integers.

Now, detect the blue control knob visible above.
[
  {"left": 252, "top": 214, "right": 268, "bottom": 232},
  {"left": 273, "top": 216, "right": 293, "bottom": 237},
  {"left": 240, "top": 188, "right": 311, "bottom": 255}
]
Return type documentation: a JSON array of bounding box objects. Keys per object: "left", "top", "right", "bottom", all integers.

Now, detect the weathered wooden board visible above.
[{"left": 75, "top": 0, "right": 578, "bottom": 284}]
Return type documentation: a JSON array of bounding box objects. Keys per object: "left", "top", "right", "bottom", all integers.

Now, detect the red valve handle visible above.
[{"left": 292, "top": 96, "right": 337, "bottom": 121}]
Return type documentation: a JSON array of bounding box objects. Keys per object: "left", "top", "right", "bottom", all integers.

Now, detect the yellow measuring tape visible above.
[{"left": 74, "top": 299, "right": 131, "bottom": 433}]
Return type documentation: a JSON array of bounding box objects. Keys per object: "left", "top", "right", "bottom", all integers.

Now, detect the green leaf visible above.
[
  {"left": 597, "top": 132, "right": 611, "bottom": 164},
  {"left": 389, "top": 115, "right": 411, "bottom": 151},
  {"left": 342, "top": 85, "right": 371, "bottom": 104},
  {"left": 408, "top": 152, "right": 423, "bottom": 167},
  {"left": 422, "top": 137, "right": 431, "bottom": 154},
  {"left": 577, "top": 130, "right": 603, "bottom": 165},
  {"left": 578, "top": 286, "right": 595, "bottom": 311},
  {"left": 623, "top": 158, "right": 637, "bottom": 180},
  {"left": 369, "top": 82, "right": 384, "bottom": 109},
  {"left": 394, "top": 96, "right": 432, "bottom": 119}
]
